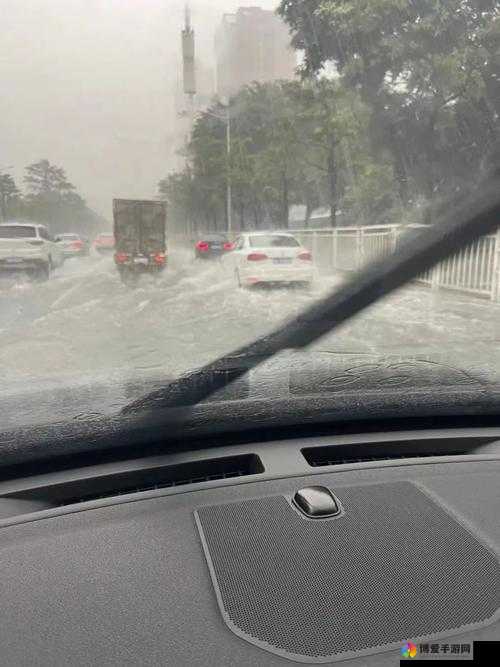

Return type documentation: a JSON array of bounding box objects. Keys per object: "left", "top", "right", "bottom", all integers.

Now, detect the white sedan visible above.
[
  {"left": 0, "top": 222, "right": 64, "bottom": 280},
  {"left": 222, "top": 232, "right": 315, "bottom": 288}
]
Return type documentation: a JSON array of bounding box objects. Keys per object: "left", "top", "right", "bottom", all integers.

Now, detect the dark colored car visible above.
[
  {"left": 194, "top": 233, "right": 234, "bottom": 259},
  {"left": 93, "top": 232, "right": 115, "bottom": 254},
  {"left": 55, "top": 233, "right": 90, "bottom": 257}
]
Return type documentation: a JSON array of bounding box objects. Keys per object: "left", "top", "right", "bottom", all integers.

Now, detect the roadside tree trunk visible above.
[
  {"left": 327, "top": 140, "right": 337, "bottom": 228},
  {"left": 304, "top": 201, "right": 313, "bottom": 228},
  {"left": 239, "top": 203, "right": 245, "bottom": 231},
  {"left": 282, "top": 173, "right": 289, "bottom": 229}
]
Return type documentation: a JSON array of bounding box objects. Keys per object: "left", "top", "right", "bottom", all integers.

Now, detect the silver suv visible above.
[{"left": 0, "top": 222, "right": 64, "bottom": 280}]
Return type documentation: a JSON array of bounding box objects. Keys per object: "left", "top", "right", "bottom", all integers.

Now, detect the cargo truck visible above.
[{"left": 113, "top": 199, "right": 167, "bottom": 283}]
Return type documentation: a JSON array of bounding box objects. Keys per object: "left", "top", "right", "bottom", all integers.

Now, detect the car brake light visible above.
[
  {"left": 114, "top": 252, "right": 130, "bottom": 264},
  {"left": 247, "top": 252, "right": 268, "bottom": 262},
  {"left": 71, "top": 240, "right": 83, "bottom": 249},
  {"left": 223, "top": 242, "right": 235, "bottom": 251},
  {"left": 152, "top": 252, "right": 166, "bottom": 265},
  {"left": 196, "top": 241, "right": 209, "bottom": 251},
  {"left": 298, "top": 251, "right": 312, "bottom": 261}
]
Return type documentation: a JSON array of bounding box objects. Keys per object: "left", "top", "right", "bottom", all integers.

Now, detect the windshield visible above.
[
  {"left": 249, "top": 235, "right": 300, "bottom": 248},
  {"left": 0, "top": 226, "right": 37, "bottom": 239},
  {"left": 201, "top": 234, "right": 228, "bottom": 241},
  {"left": 0, "top": 0, "right": 499, "bottom": 431}
]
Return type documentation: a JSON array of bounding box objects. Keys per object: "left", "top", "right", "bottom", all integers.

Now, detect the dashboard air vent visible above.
[{"left": 302, "top": 437, "right": 499, "bottom": 467}]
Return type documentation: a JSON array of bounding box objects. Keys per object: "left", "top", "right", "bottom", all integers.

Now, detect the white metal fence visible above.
[
  {"left": 294, "top": 226, "right": 500, "bottom": 301},
  {"left": 295, "top": 226, "right": 399, "bottom": 272}
]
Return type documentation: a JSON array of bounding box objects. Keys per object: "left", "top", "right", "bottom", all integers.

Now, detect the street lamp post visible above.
[
  {"left": 180, "top": 105, "right": 233, "bottom": 234},
  {"left": 225, "top": 106, "right": 232, "bottom": 234},
  {"left": 190, "top": 106, "right": 232, "bottom": 234}
]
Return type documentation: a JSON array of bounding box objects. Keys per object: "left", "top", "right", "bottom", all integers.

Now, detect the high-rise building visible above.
[{"left": 215, "top": 7, "right": 296, "bottom": 99}]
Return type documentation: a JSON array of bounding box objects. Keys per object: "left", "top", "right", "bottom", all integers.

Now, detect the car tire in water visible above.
[{"left": 32, "top": 263, "right": 50, "bottom": 282}]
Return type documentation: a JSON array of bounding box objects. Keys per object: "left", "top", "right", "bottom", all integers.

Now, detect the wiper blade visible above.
[{"left": 124, "top": 177, "right": 500, "bottom": 414}]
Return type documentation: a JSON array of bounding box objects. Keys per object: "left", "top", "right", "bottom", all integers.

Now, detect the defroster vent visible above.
[{"left": 0, "top": 454, "right": 264, "bottom": 523}]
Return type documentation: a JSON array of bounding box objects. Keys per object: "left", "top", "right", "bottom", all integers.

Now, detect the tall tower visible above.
[{"left": 182, "top": 4, "right": 196, "bottom": 104}]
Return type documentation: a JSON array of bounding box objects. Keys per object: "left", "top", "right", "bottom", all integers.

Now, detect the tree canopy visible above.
[
  {"left": 0, "top": 160, "right": 107, "bottom": 235},
  {"left": 0, "top": 174, "right": 21, "bottom": 221},
  {"left": 278, "top": 0, "right": 499, "bottom": 207}
]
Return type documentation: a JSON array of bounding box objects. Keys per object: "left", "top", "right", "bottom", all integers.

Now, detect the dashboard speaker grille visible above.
[{"left": 195, "top": 482, "right": 500, "bottom": 663}]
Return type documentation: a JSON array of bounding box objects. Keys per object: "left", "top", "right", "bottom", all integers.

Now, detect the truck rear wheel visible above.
[{"left": 118, "top": 267, "right": 138, "bottom": 287}]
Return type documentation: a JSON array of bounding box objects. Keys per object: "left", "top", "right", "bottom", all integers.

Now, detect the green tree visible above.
[
  {"left": 0, "top": 173, "right": 21, "bottom": 221},
  {"left": 278, "top": 0, "right": 499, "bottom": 213},
  {"left": 288, "top": 79, "right": 397, "bottom": 226},
  {"left": 159, "top": 170, "right": 200, "bottom": 235},
  {"left": 24, "top": 159, "right": 75, "bottom": 196},
  {"left": 189, "top": 110, "right": 228, "bottom": 229},
  {"left": 22, "top": 159, "right": 105, "bottom": 236},
  {"left": 160, "top": 79, "right": 394, "bottom": 232}
]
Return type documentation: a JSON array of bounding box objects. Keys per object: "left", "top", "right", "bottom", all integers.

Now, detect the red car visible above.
[{"left": 93, "top": 232, "right": 115, "bottom": 254}]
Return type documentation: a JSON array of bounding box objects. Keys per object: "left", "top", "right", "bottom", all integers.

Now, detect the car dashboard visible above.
[{"left": 0, "top": 426, "right": 499, "bottom": 666}]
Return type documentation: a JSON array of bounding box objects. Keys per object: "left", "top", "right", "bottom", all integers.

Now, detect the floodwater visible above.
[{"left": 1, "top": 247, "right": 499, "bottom": 428}]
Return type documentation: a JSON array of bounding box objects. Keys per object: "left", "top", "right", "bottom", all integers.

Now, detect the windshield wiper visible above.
[{"left": 123, "top": 176, "right": 500, "bottom": 414}]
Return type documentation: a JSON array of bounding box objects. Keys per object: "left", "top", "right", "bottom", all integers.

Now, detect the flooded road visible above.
[{"left": 1, "top": 247, "right": 500, "bottom": 428}]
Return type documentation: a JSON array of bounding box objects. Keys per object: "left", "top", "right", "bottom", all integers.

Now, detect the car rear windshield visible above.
[
  {"left": 249, "top": 235, "right": 300, "bottom": 248},
  {"left": 202, "top": 234, "right": 227, "bottom": 242},
  {"left": 0, "top": 226, "right": 37, "bottom": 239}
]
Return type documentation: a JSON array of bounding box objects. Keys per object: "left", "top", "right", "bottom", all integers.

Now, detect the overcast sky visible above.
[{"left": 1, "top": 0, "right": 280, "bottom": 219}]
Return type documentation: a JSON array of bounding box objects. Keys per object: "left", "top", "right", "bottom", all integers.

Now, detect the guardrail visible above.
[{"left": 293, "top": 226, "right": 500, "bottom": 301}]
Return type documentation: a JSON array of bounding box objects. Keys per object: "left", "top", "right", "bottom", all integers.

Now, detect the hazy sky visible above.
[{"left": 1, "top": 0, "right": 280, "bottom": 218}]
